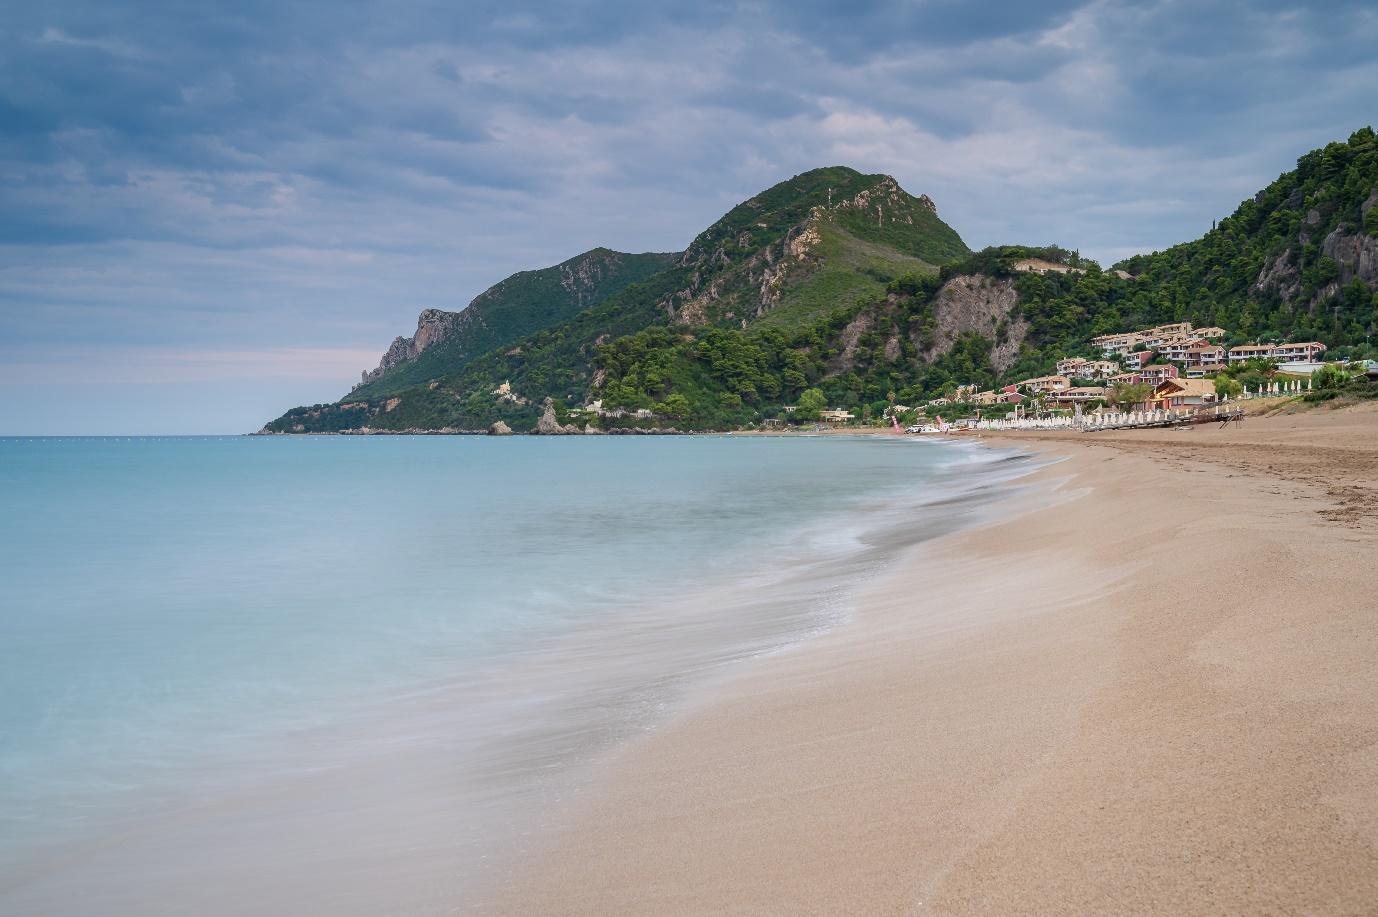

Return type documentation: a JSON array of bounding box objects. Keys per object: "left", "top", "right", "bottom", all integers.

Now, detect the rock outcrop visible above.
[
  {"left": 1253, "top": 249, "right": 1302, "bottom": 301},
  {"left": 488, "top": 421, "right": 513, "bottom": 436},
  {"left": 921, "top": 275, "right": 1026, "bottom": 373},
  {"left": 535, "top": 398, "right": 581, "bottom": 435},
  {"left": 1256, "top": 223, "right": 1378, "bottom": 306},
  {"left": 359, "top": 308, "right": 462, "bottom": 385},
  {"left": 1321, "top": 226, "right": 1378, "bottom": 288}
]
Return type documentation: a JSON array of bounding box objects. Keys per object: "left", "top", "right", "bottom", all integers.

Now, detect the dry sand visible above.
[{"left": 484, "top": 401, "right": 1378, "bottom": 915}]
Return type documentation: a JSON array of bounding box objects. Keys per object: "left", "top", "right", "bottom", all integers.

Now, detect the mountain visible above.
[
  {"left": 264, "top": 167, "right": 970, "bottom": 432},
  {"left": 656, "top": 166, "right": 967, "bottom": 329},
  {"left": 350, "top": 248, "right": 675, "bottom": 398},
  {"left": 264, "top": 130, "right": 1378, "bottom": 433}
]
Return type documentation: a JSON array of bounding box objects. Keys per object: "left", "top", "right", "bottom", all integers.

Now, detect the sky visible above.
[{"left": 2, "top": 1, "right": 1375, "bottom": 434}]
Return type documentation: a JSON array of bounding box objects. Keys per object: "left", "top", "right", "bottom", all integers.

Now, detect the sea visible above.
[{"left": 0, "top": 434, "right": 1038, "bottom": 914}]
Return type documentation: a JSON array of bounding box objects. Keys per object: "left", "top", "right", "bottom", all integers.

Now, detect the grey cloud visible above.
[{"left": 1, "top": 0, "right": 1374, "bottom": 433}]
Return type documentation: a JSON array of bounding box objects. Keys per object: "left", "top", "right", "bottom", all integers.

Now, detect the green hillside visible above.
[
  {"left": 263, "top": 129, "right": 1378, "bottom": 433},
  {"left": 660, "top": 167, "right": 968, "bottom": 328},
  {"left": 351, "top": 247, "right": 674, "bottom": 398},
  {"left": 1116, "top": 126, "right": 1378, "bottom": 344},
  {"left": 581, "top": 128, "right": 1378, "bottom": 427}
]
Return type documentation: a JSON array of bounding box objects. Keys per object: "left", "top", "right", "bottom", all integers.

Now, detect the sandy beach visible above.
[{"left": 485, "top": 402, "right": 1378, "bottom": 914}]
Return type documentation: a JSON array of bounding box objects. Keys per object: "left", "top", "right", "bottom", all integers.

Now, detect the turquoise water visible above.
[{"left": 0, "top": 434, "right": 1032, "bottom": 913}]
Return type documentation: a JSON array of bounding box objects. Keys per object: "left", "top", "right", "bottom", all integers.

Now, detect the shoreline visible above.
[
  {"left": 485, "top": 402, "right": 1378, "bottom": 914},
  {"left": 0, "top": 436, "right": 1040, "bottom": 917}
]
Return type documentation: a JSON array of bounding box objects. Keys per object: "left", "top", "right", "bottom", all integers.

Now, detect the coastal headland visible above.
[{"left": 484, "top": 402, "right": 1378, "bottom": 914}]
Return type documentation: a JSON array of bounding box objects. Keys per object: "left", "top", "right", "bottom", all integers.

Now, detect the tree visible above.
[
  {"left": 1313, "top": 364, "right": 1350, "bottom": 390},
  {"left": 658, "top": 393, "right": 691, "bottom": 419},
  {"left": 1108, "top": 382, "right": 1153, "bottom": 409},
  {"left": 1214, "top": 376, "right": 1243, "bottom": 399},
  {"left": 795, "top": 388, "right": 827, "bottom": 421}
]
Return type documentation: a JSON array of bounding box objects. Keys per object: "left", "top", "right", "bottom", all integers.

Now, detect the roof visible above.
[{"left": 1154, "top": 378, "right": 1217, "bottom": 398}]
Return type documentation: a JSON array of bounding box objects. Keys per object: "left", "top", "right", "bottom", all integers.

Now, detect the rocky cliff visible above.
[
  {"left": 921, "top": 275, "right": 1026, "bottom": 373},
  {"left": 358, "top": 309, "right": 463, "bottom": 386}
]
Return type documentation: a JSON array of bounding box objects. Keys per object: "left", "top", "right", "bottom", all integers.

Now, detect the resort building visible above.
[
  {"left": 1157, "top": 337, "right": 1205, "bottom": 363},
  {"left": 1137, "top": 364, "right": 1180, "bottom": 385},
  {"left": 1091, "top": 322, "right": 1230, "bottom": 358},
  {"left": 1146, "top": 322, "right": 1194, "bottom": 338},
  {"left": 1121, "top": 350, "right": 1155, "bottom": 370},
  {"left": 1019, "top": 374, "right": 1071, "bottom": 393},
  {"left": 1270, "top": 342, "right": 1327, "bottom": 362},
  {"left": 1150, "top": 378, "right": 1218, "bottom": 409},
  {"left": 1180, "top": 341, "right": 1226, "bottom": 367},
  {"left": 1078, "top": 360, "right": 1122, "bottom": 379},
  {"left": 1227, "top": 344, "right": 1276, "bottom": 363},
  {"left": 1185, "top": 362, "right": 1228, "bottom": 378},
  {"left": 1224, "top": 341, "right": 1325, "bottom": 364},
  {"left": 1048, "top": 386, "right": 1108, "bottom": 405},
  {"left": 819, "top": 409, "right": 855, "bottom": 423},
  {"left": 1091, "top": 333, "right": 1146, "bottom": 356},
  {"left": 1059, "top": 358, "right": 1120, "bottom": 379},
  {"left": 1056, "top": 357, "right": 1089, "bottom": 376}
]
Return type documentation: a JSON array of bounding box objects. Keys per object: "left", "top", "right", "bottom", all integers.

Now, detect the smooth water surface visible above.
[{"left": 0, "top": 434, "right": 1032, "bottom": 913}]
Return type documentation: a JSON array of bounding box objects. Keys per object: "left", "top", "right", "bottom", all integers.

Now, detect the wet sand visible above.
[{"left": 486, "top": 402, "right": 1378, "bottom": 914}]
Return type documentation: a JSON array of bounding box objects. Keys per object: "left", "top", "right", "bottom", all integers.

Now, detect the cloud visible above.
[
  {"left": 34, "top": 26, "right": 145, "bottom": 58},
  {"left": 1, "top": 0, "right": 1375, "bottom": 431},
  {"left": 0, "top": 345, "right": 383, "bottom": 385}
]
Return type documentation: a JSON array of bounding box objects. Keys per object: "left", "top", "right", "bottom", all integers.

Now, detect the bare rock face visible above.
[
  {"left": 922, "top": 275, "right": 1026, "bottom": 373},
  {"left": 535, "top": 398, "right": 581, "bottom": 435},
  {"left": 1253, "top": 249, "right": 1302, "bottom": 301},
  {"left": 488, "top": 421, "right": 513, "bottom": 436},
  {"left": 359, "top": 308, "right": 463, "bottom": 385},
  {"left": 1322, "top": 226, "right": 1378, "bottom": 288}
]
